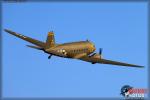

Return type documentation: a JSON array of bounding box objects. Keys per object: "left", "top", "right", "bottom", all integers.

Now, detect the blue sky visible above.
[{"left": 2, "top": 2, "right": 148, "bottom": 98}]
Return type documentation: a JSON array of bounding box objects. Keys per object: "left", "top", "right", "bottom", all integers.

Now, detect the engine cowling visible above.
[{"left": 92, "top": 53, "right": 102, "bottom": 59}]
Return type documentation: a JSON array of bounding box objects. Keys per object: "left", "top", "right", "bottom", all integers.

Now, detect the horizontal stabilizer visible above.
[{"left": 26, "top": 45, "right": 43, "bottom": 50}]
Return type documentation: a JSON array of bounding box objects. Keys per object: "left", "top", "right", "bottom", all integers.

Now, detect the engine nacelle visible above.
[{"left": 92, "top": 53, "right": 102, "bottom": 59}]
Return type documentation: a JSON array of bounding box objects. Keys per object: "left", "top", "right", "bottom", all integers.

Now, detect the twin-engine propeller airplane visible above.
[{"left": 4, "top": 29, "right": 144, "bottom": 68}]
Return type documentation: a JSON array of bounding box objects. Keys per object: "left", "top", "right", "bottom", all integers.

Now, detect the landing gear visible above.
[
  {"left": 92, "top": 62, "right": 96, "bottom": 64},
  {"left": 48, "top": 54, "right": 52, "bottom": 59}
]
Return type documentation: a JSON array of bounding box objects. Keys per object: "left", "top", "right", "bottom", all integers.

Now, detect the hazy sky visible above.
[{"left": 2, "top": 2, "right": 148, "bottom": 98}]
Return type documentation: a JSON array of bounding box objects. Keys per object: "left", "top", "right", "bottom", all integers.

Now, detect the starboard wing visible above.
[{"left": 80, "top": 56, "right": 144, "bottom": 68}]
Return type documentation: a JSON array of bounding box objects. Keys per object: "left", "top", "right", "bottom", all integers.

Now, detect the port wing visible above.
[{"left": 4, "top": 29, "right": 45, "bottom": 48}]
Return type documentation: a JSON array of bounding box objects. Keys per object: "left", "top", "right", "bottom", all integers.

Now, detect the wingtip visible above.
[
  {"left": 134, "top": 65, "right": 144, "bottom": 68},
  {"left": 4, "top": 29, "right": 17, "bottom": 35},
  {"left": 138, "top": 66, "right": 144, "bottom": 68},
  {"left": 4, "top": 29, "right": 12, "bottom": 33},
  {"left": 4, "top": 29, "right": 8, "bottom": 32}
]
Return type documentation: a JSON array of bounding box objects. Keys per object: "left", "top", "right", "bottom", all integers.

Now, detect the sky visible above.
[{"left": 2, "top": 2, "right": 148, "bottom": 98}]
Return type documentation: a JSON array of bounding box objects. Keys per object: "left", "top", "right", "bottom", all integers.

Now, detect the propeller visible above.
[
  {"left": 99, "top": 48, "right": 103, "bottom": 59},
  {"left": 99, "top": 48, "right": 102, "bottom": 55},
  {"left": 89, "top": 48, "right": 103, "bottom": 57}
]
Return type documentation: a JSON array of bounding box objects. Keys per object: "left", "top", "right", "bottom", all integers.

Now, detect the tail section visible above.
[{"left": 45, "top": 31, "right": 55, "bottom": 49}]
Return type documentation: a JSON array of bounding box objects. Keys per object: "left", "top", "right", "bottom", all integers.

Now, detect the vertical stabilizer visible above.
[{"left": 45, "top": 31, "right": 55, "bottom": 49}]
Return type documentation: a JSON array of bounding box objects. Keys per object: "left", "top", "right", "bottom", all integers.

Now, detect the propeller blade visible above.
[{"left": 99, "top": 48, "right": 102, "bottom": 55}]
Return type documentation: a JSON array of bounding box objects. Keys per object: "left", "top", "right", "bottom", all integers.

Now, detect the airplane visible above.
[{"left": 4, "top": 29, "right": 144, "bottom": 68}]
